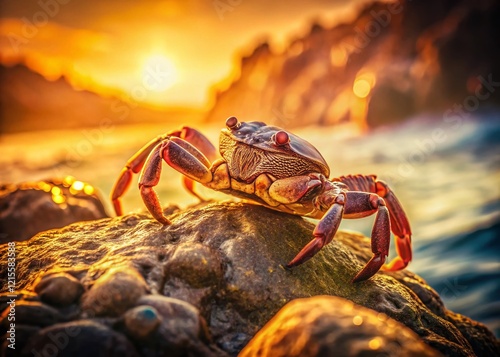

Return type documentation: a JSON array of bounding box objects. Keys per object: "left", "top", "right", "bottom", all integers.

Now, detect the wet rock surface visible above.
[
  {"left": 0, "top": 202, "right": 498, "bottom": 356},
  {"left": 240, "top": 295, "right": 442, "bottom": 357},
  {"left": 0, "top": 178, "right": 108, "bottom": 243}
]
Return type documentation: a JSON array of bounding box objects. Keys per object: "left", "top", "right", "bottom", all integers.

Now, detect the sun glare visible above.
[{"left": 141, "top": 54, "right": 179, "bottom": 92}]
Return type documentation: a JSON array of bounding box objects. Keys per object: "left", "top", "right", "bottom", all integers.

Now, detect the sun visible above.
[{"left": 141, "top": 54, "right": 179, "bottom": 92}]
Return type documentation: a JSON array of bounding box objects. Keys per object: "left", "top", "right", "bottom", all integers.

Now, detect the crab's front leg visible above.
[
  {"left": 267, "top": 175, "right": 346, "bottom": 267},
  {"left": 286, "top": 193, "right": 346, "bottom": 267},
  {"left": 139, "top": 137, "right": 214, "bottom": 224},
  {"left": 272, "top": 176, "right": 391, "bottom": 282}
]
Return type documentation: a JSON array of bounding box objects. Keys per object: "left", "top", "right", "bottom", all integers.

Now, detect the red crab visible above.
[{"left": 111, "top": 117, "right": 412, "bottom": 282}]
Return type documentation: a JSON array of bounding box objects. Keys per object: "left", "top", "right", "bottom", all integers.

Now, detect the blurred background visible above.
[{"left": 0, "top": 0, "right": 499, "bottom": 336}]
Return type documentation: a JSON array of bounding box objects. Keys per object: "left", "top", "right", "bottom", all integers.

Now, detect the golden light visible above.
[
  {"left": 353, "top": 79, "right": 371, "bottom": 98},
  {"left": 83, "top": 185, "right": 95, "bottom": 195},
  {"left": 51, "top": 186, "right": 62, "bottom": 195},
  {"left": 368, "top": 337, "right": 383, "bottom": 350},
  {"left": 72, "top": 181, "right": 85, "bottom": 191},
  {"left": 141, "top": 54, "right": 179, "bottom": 92},
  {"left": 63, "top": 176, "right": 76, "bottom": 186},
  {"left": 52, "top": 194, "right": 66, "bottom": 204},
  {"left": 352, "top": 315, "right": 363, "bottom": 326}
]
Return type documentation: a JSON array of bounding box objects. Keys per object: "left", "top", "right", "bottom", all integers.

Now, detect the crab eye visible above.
[
  {"left": 226, "top": 116, "right": 240, "bottom": 130},
  {"left": 274, "top": 131, "right": 290, "bottom": 146}
]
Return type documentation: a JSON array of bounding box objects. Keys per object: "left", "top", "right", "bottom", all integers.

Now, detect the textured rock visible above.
[
  {"left": 240, "top": 295, "right": 442, "bottom": 357},
  {"left": 0, "top": 202, "right": 498, "bottom": 356},
  {"left": 0, "top": 178, "right": 108, "bottom": 242}
]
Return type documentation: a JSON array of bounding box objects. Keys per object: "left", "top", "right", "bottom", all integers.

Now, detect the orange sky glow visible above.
[{"left": 0, "top": 0, "right": 372, "bottom": 109}]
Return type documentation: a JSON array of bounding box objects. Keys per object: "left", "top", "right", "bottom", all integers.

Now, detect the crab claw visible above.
[{"left": 287, "top": 193, "right": 345, "bottom": 267}]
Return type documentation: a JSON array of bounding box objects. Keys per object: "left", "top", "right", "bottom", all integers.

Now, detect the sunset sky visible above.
[{"left": 0, "top": 0, "right": 372, "bottom": 108}]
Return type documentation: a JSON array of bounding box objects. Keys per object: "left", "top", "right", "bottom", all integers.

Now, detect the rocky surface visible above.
[
  {"left": 0, "top": 202, "right": 498, "bottom": 356},
  {"left": 207, "top": 0, "right": 500, "bottom": 130},
  {"left": 0, "top": 178, "right": 108, "bottom": 243},
  {"left": 240, "top": 295, "right": 442, "bottom": 357}
]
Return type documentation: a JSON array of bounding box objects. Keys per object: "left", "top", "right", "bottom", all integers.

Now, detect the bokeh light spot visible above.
[
  {"left": 368, "top": 337, "right": 383, "bottom": 350},
  {"left": 83, "top": 185, "right": 95, "bottom": 195},
  {"left": 353, "top": 79, "right": 371, "bottom": 98},
  {"left": 352, "top": 315, "right": 363, "bottom": 325}
]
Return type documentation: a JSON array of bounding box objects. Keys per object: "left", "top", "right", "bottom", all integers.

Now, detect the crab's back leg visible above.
[
  {"left": 175, "top": 127, "right": 218, "bottom": 200},
  {"left": 111, "top": 134, "right": 168, "bottom": 215},
  {"left": 111, "top": 127, "right": 217, "bottom": 216},
  {"left": 343, "top": 192, "right": 391, "bottom": 282},
  {"left": 139, "top": 138, "right": 213, "bottom": 224},
  {"left": 336, "top": 174, "right": 412, "bottom": 272}
]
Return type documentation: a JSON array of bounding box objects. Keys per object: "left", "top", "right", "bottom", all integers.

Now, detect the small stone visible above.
[
  {"left": 1, "top": 324, "right": 39, "bottom": 356},
  {"left": 81, "top": 266, "right": 148, "bottom": 317},
  {"left": 1, "top": 301, "right": 64, "bottom": 328},
  {"left": 136, "top": 295, "right": 207, "bottom": 340},
  {"left": 240, "top": 295, "right": 442, "bottom": 357},
  {"left": 123, "top": 305, "right": 161, "bottom": 339},
  {"left": 20, "top": 320, "right": 139, "bottom": 357},
  {"left": 34, "top": 272, "right": 84, "bottom": 307},
  {"left": 133, "top": 295, "right": 215, "bottom": 355}
]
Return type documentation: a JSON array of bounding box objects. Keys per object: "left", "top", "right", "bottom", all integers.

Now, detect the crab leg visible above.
[
  {"left": 336, "top": 175, "right": 412, "bottom": 272},
  {"left": 174, "top": 127, "right": 218, "bottom": 201},
  {"left": 343, "top": 192, "right": 390, "bottom": 283},
  {"left": 139, "top": 138, "right": 213, "bottom": 224},
  {"left": 111, "top": 127, "right": 217, "bottom": 216},
  {"left": 375, "top": 181, "right": 412, "bottom": 271},
  {"left": 111, "top": 135, "right": 168, "bottom": 216},
  {"left": 286, "top": 193, "right": 346, "bottom": 267}
]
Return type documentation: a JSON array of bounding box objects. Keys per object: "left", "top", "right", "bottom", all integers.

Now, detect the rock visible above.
[
  {"left": 0, "top": 178, "right": 108, "bottom": 242},
  {"left": 121, "top": 295, "right": 219, "bottom": 356},
  {"left": 81, "top": 266, "right": 149, "bottom": 317},
  {"left": 240, "top": 295, "right": 441, "bottom": 357},
  {"left": 0, "top": 202, "right": 498, "bottom": 356},
  {"left": 20, "top": 320, "right": 139, "bottom": 357},
  {"left": 34, "top": 272, "right": 84, "bottom": 307},
  {"left": 0, "top": 301, "right": 65, "bottom": 328},
  {"left": 123, "top": 305, "right": 161, "bottom": 339},
  {"left": 1, "top": 325, "right": 40, "bottom": 357}
]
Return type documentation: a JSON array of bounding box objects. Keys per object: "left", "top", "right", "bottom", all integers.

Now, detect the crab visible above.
[{"left": 111, "top": 117, "right": 412, "bottom": 282}]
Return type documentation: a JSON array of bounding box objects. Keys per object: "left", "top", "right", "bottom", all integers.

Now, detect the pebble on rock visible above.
[
  {"left": 34, "top": 271, "right": 84, "bottom": 307},
  {"left": 81, "top": 266, "right": 149, "bottom": 317},
  {"left": 20, "top": 320, "right": 139, "bottom": 357},
  {"left": 123, "top": 305, "right": 161, "bottom": 339}
]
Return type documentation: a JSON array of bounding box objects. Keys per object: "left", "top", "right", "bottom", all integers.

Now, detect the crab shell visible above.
[{"left": 219, "top": 121, "right": 330, "bottom": 182}]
